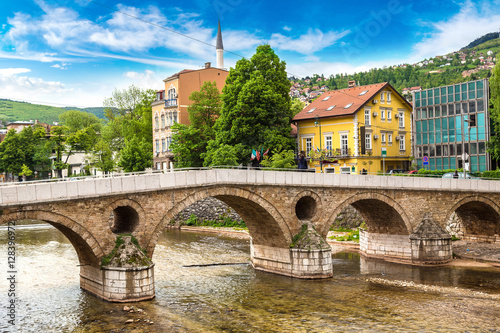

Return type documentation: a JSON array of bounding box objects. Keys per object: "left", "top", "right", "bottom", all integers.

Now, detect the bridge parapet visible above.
[{"left": 1, "top": 169, "right": 499, "bottom": 207}]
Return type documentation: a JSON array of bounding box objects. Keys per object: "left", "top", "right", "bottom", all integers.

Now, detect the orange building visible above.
[{"left": 152, "top": 22, "right": 227, "bottom": 170}]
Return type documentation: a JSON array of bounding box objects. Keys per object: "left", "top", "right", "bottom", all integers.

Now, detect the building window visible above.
[
  {"left": 161, "top": 114, "right": 165, "bottom": 128},
  {"left": 387, "top": 92, "right": 392, "bottom": 103},
  {"left": 387, "top": 109, "right": 392, "bottom": 121},
  {"left": 306, "top": 138, "right": 312, "bottom": 155},
  {"left": 341, "top": 134, "right": 348, "bottom": 155},
  {"left": 365, "top": 109, "right": 370, "bottom": 125},
  {"left": 365, "top": 133, "right": 371, "bottom": 150},
  {"left": 325, "top": 135, "right": 332, "bottom": 151},
  {"left": 399, "top": 135, "right": 405, "bottom": 150},
  {"left": 381, "top": 133, "right": 386, "bottom": 143},
  {"left": 381, "top": 109, "right": 385, "bottom": 120},
  {"left": 167, "top": 137, "right": 172, "bottom": 151},
  {"left": 380, "top": 92, "right": 385, "bottom": 102},
  {"left": 155, "top": 116, "right": 159, "bottom": 129},
  {"left": 388, "top": 133, "right": 393, "bottom": 144},
  {"left": 161, "top": 138, "right": 166, "bottom": 152},
  {"left": 173, "top": 111, "right": 178, "bottom": 124},
  {"left": 155, "top": 139, "right": 159, "bottom": 153},
  {"left": 398, "top": 112, "right": 404, "bottom": 127}
]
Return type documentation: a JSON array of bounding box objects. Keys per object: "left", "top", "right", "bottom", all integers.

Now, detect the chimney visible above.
[
  {"left": 348, "top": 80, "right": 356, "bottom": 88},
  {"left": 205, "top": 62, "right": 211, "bottom": 69}
]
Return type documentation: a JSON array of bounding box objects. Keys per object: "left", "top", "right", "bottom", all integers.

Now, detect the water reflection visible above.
[{"left": 0, "top": 222, "right": 499, "bottom": 332}]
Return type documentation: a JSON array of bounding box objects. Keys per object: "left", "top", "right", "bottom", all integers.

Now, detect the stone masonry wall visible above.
[{"left": 171, "top": 197, "right": 242, "bottom": 225}]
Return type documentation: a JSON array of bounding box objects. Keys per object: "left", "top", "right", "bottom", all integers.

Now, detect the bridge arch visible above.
[
  {"left": 320, "top": 192, "right": 412, "bottom": 237},
  {"left": 0, "top": 210, "right": 103, "bottom": 267},
  {"left": 146, "top": 186, "right": 292, "bottom": 256},
  {"left": 446, "top": 196, "right": 500, "bottom": 239},
  {"left": 103, "top": 198, "right": 146, "bottom": 235}
]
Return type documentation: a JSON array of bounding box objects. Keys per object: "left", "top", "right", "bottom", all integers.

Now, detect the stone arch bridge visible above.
[{"left": 1, "top": 169, "right": 498, "bottom": 302}]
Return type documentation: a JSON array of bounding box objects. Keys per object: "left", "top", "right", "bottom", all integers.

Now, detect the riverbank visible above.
[{"left": 175, "top": 226, "right": 500, "bottom": 270}]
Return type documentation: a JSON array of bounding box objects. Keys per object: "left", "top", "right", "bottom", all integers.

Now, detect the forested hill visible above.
[
  {"left": 461, "top": 32, "right": 500, "bottom": 50},
  {"left": 0, "top": 99, "right": 106, "bottom": 126},
  {"left": 291, "top": 36, "right": 499, "bottom": 98}
]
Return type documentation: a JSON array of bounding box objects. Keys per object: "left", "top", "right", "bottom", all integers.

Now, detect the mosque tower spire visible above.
[{"left": 216, "top": 20, "right": 224, "bottom": 69}]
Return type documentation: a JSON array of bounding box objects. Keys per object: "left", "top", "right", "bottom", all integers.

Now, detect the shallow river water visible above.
[{"left": 1, "top": 223, "right": 499, "bottom": 332}]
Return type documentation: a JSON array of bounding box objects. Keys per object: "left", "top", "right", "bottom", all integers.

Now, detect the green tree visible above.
[
  {"left": 50, "top": 126, "right": 69, "bottom": 178},
  {"left": 487, "top": 55, "right": 500, "bottom": 160},
  {"left": 98, "top": 85, "right": 155, "bottom": 172},
  {"left": 205, "top": 44, "right": 295, "bottom": 166},
  {"left": 118, "top": 136, "right": 152, "bottom": 172},
  {"left": 90, "top": 139, "right": 115, "bottom": 173},
  {"left": 260, "top": 148, "right": 296, "bottom": 169},
  {"left": 0, "top": 129, "right": 24, "bottom": 179},
  {"left": 171, "top": 81, "right": 222, "bottom": 168}
]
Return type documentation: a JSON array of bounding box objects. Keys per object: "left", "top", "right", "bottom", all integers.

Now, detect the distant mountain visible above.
[
  {"left": 62, "top": 106, "right": 106, "bottom": 119},
  {"left": 461, "top": 32, "right": 500, "bottom": 50},
  {"left": 0, "top": 99, "right": 107, "bottom": 127}
]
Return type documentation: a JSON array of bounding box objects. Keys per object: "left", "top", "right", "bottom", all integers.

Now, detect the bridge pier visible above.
[
  {"left": 360, "top": 215, "right": 452, "bottom": 265},
  {"left": 251, "top": 225, "right": 333, "bottom": 279},
  {"left": 80, "top": 236, "right": 155, "bottom": 302}
]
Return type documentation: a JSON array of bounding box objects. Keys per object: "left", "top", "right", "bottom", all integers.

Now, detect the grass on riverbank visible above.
[
  {"left": 328, "top": 228, "right": 360, "bottom": 243},
  {"left": 182, "top": 214, "right": 247, "bottom": 229}
]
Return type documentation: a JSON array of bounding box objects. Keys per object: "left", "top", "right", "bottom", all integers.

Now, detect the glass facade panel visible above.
[
  {"left": 477, "top": 99, "right": 484, "bottom": 112},
  {"left": 470, "top": 155, "right": 478, "bottom": 172},
  {"left": 422, "top": 120, "right": 428, "bottom": 144},
  {"left": 416, "top": 121, "right": 422, "bottom": 145},
  {"left": 435, "top": 119, "right": 441, "bottom": 143},
  {"left": 470, "top": 142, "right": 477, "bottom": 154},
  {"left": 455, "top": 116, "right": 462, "bottom": 142},
  {"left": 479, "top": 142, "right": 485, "bottom": 154},
  {"left": 443, "top": 157, "right": 449, "bottom": 169},
  {"left": 469, "top": 101, "right": 476, "bottom": 113},
  {"left": 415, "top": 91, "right": 421, "bottom": 100},
  {"left": 415, "top": 79, "right": 488, "bottom": 171},
  {"left": 477, "top": 87, "right": 484, "bottom": 98},
  {"left": 448, "top": 117, "right": 455, "bottom": 142},
  {"left": 479, "top": 155, "right": 486, "bottom": 172},
  {"left": 478, "top": 113, "right": 485, "bottom": 140},
  {"left": 462, "top": 102, "right": 468, "bottom": 114},
  {"left": 429, "top": 120, "right": 434, "bottom": 144}
]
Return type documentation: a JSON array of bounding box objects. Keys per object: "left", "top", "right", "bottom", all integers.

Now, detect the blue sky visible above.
[{"left": 0, "top": 0, "right": 499, "bottom": 107}]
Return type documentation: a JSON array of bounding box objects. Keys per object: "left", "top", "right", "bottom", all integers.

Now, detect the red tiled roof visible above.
[
  {"left": 165, "top": 69, "right": 196, "bottom": 81},
  {"left": 293, "top": 82, "right": 388, "bottom": 121}
]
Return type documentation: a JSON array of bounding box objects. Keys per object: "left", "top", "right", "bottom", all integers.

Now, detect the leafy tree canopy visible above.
[{"left": 205, "top": 44, "right": 295, "bottom": 166}]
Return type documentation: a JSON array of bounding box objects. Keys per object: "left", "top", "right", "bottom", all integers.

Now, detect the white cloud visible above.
[
  {"left": 409, "top": 1, "right": 500, "bottom": 62},
  {"left": 0, "top": 68, "right": 31, "bottom": 76},
  {"left": 283, "top": 26, "right": 292, "bottom": 32},
  {"left": 123, "top": 70, "right": 160, "bottom": 89},
  {"left": 51, "top": 62, "right": 70, "bottom": 70},
  {"left": 270, "top": 29, "right": 350, "bottom": 55}
]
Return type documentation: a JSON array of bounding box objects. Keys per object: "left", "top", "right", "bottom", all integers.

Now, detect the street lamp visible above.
[{"left": 314, "top": 115, "right": 323, "bottom": 172}]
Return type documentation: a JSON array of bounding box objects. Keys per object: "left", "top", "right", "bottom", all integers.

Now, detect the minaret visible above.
[{"left": 216, "top": 20, "right": 224, "bottom": 69}]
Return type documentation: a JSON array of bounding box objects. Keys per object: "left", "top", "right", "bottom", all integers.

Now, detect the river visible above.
[{"left": 1, "top": 222, "right": 499, "bottom": 332}]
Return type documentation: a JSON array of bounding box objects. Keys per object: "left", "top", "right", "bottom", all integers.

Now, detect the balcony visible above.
[
  {"left": 336, "top": 148, "right": 351, "bottom": 157},
  {"left": 165, "top": 99, "right": 178, "bottom": 107}
]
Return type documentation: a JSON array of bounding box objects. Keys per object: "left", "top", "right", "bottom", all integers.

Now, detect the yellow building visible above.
[{"left": 292, "top": 82, "right": 413, "bottom": 174}]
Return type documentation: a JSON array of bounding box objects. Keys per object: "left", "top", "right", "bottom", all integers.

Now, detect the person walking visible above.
[
  {"left": 297, "top": 152, "right": 308, "bottom": 171},
  {"left": 453, "top": 170, "right": 459, "bottom": 179}
]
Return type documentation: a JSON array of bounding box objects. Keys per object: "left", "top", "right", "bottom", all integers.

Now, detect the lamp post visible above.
[{"left": 314, "top": 115, "right": 323, "bottom": 172}]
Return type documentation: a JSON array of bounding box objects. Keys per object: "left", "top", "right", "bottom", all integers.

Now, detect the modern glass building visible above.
[{"left": 413, "top": 79, "right": 490, "bottom": 172}]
